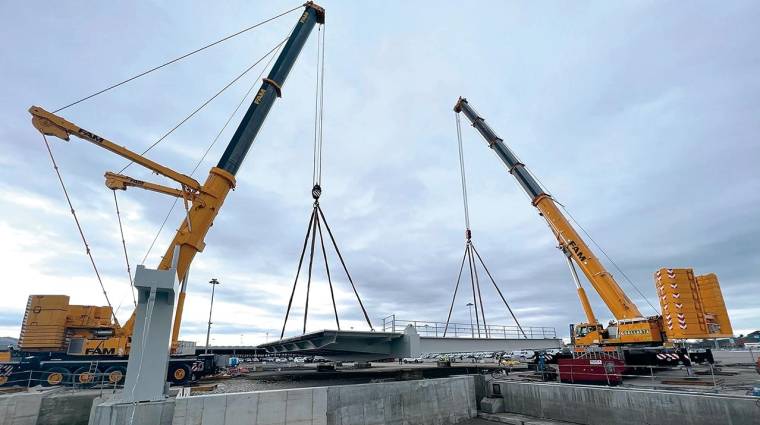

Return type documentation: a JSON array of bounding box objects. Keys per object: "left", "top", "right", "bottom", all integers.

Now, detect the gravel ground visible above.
[{"left": 203, "top": 375, "right": 381, "bottom": 394}]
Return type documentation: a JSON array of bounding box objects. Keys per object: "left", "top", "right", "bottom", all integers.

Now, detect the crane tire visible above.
[
  {"left": 73, "top": 366, "right": 99, "bottom": 388},
  {"left": 169, "top": 364, "right": 191, "bottom": 385},
  {"left": 104, "top": 366, "right": 127, "bottom": 386},
  {"left": 42, "top": 367, "right": 71, "bottom": 387}
]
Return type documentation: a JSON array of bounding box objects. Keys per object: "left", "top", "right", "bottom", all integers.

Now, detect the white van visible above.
[{"left": 509, "top": 350, "right": 535, "bottom": 361}]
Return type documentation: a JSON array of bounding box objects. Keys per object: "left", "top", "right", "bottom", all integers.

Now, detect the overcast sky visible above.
[{"left": 1, "top": 1, "right": 758, "bottom": 345}]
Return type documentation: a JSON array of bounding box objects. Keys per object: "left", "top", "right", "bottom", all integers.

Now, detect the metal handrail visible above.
[{"left": 381, "top": 317, "right": 557, "bottom": 339}]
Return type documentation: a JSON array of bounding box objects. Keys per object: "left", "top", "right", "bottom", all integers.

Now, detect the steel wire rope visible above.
[
  {"left": 52, "top": 3, "right": 303, "bottom": 113},
  {"left": 558, "top": 202, "right": 658, "bottom": 314},
  {"left": 40, "top": 134, "right": 119, "bottom": 326},
  {"left": 471, "top": 243, "right": 527, "bottom": 338},
  {"left": 316, "top": 206, "right": 374, "bottom": 331},
  {"left": 316, "top": 216, "right": 341, "bottom": 330},
  {"left": 443, "top": 250, "right": 468, "bottom": 336},
  {"left": 283, "top": 24, "right": 376, "bottom": 336},
  {"left": 456, "top": 112, "right": 471, "bottom": 231},
  {"left": 113, "top": 191, "right": 137, "bottom": 309},
  {"left": 521, "top": 161, "right": 658, "bottom": 314},
  {"left": 448, "top": 111, "right": 527, "bottom": 337},
  {"left": 118, "top": 38, "right": 289, "bottom": 174},
  {"left": 139, "top": 39, "right": 285, "bottom": 266}
]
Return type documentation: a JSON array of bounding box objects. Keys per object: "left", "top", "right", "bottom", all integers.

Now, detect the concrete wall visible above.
[
  {"left": 0, "top": 389, "right": 109, "bottom": 425},
  {"left": 38, "top": 390, "right": 103, "bottom": 425},
  {"left": 327, "top": 376, "right": 475, "bottom": 425},
  {"left": 172, "top": 376, "right": 477, "bottom": 425},
  {"left": 0, "top": 392, "right": 42, "bottom": 425},
  {"left": 418, "top": 337, "right": 561, "bottom": 354},
  {"left": 173, "top": 387, "right": 326, "bottom": 425},
  {"left": 495, "top": 380, "right": 760, "bottom": 425}
]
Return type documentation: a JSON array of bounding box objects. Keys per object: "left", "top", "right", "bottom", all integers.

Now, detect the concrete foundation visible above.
[
  {"left": 480, "top": 397, "right": 505, "bottom": 414},
  {"left": 0, "top": 392, "right": 43, "bottom": 425},
  {"left": 89, "top": 398, "right": 175, "bottom": 425},
  {"left": 172, "top": 376, "right": 476, "bottom": 425},
  {"left": 494, "top": 380, "right": 760, "bottom": 425},
  {"left": 326, "top": 375, "right": 476, "bottom": 425},
  {"left": 39, "top": 390, "right": 105, "bottom": 425}
]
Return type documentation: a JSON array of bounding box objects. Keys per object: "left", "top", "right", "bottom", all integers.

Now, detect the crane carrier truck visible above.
[
  {"left": 0, "top": 2, "right": 324, "bottom": 388},
  {"left": 454, "top": 97, "right": 733, "bottom": 366}
]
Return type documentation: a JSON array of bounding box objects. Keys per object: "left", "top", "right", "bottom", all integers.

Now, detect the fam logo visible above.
[{"left": 566, "top": 240, "right": 588, "bottom": 264}]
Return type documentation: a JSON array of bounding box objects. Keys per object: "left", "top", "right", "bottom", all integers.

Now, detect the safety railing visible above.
[
  {"left": 381, "top": 315, "right": 557, "bottom": 339},
  {"left": 488, "top": 360, "right": 747, "bottom": 395}
]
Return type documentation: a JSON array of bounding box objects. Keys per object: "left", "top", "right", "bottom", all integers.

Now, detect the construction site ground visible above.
[{"left": 194, "top": 349, "right": 759, "bottom": 397}]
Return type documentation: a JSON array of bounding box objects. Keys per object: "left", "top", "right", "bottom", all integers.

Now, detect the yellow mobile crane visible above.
[
  {"left": 1, "top": 3, "right": 324, "bottom": 388},
  {"left": 454, "top": 97, "right": 732, "bottom": 363}
]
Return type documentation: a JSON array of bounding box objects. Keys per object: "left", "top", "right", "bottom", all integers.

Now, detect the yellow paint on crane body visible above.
[{"left": 26, "top": 107, "right": 236, "bottom": 356}]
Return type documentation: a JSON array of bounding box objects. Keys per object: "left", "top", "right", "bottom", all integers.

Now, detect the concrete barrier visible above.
[
  {"left": 38, "top": 390, "right": 104, "bottom": 425},
  {"left": 327, "top": 376, "right": 476, "bottom": 425},
  {"left": 0, "top": 392, "right": 43, "bottom": 425},
  {"left": 495, "top": 380, "right": 760, "bottom": 425},
  {"left": 173, "top": 386, "right": 325, "bottom": 425},
  {"left": 172, "top": 376, "right": 476, "bottom": 425}
]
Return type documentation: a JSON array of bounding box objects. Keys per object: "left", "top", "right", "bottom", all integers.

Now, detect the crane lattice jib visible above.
[{"left": 454, "top": 97, "right": 642, "bottom": 321}]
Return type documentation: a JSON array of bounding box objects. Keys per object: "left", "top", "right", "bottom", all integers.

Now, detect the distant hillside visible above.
[{"left": 0, "top": 336, "right": 18, "bottom": 348}]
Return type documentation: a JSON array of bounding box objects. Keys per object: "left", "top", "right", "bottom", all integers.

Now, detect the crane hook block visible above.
[
  {"left": 312, "top": 184, "right": 322, "bottom": 199},
  {"left": 305, "top": 2, "right": 325, "bottom": 24}
]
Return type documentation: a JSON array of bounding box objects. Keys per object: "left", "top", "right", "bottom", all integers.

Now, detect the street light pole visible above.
[
  {"left": 466, "top": 302, "right": 474, "bottom": 338},
  {"left": 205, "top": 278, "right": 220, "bottom": 354}
]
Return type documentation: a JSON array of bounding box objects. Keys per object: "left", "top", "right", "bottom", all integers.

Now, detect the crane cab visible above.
[
  {"left": 571, "top": 322, "right": 604, "bottom": 346},
  {"left": 572, "top": 318, "right": 664, "bottom": 347}
]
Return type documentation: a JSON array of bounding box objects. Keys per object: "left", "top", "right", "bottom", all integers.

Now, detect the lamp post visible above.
[
  {"left": 466, "top": 302, "right": 474, "bottom": 338},
  {"left": 204, "top": 278, "right": 220, "bottom": 354}
]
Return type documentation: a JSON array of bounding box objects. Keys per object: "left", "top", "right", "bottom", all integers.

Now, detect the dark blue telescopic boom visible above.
[{"left": 217, "top": 2, "right": 325, "bottom": 175}]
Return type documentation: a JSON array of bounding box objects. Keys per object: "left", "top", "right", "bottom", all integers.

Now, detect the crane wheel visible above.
[
  {"left": 73, "top": 366, "right": 98, "bottom": 388},
  {"left": 169, "top": 364, "right": 191, "bottom": 385},
  {"left": 104, "top": 366, "right": 126, "bottom": 386},
  {"left": 42, "top": 367, "right": 70, "bottom": 387}
]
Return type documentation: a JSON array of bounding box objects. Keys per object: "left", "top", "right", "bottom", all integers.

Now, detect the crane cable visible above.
[
  {"left": 51, "top": 3, "right": 303, "bottom": 113},
  {"left": 39, "top": 5, "right": 300, "bottom": 323},
  {"left": 40, "top": 134, "right": 119, "bottom": 326},
  {"left": 119, "top": 38, "right": 290, "bottom": 174},
  {"left": 112, "top": 191, "right": 137, "bottom": 308},
  {"left": 558, "top": 203, "right": 658, "bottom": 314},
  {"left": 139, "top": 38, "right": 287, "bottom": 266},
  {"left": 443, "top": 112, "right": 527, "bottom": 338},
  {"left": 522, "top": 164, "right": 659, "bottom": 315},
  {"left": 456, "top": 112, "right": 471, "bottom": 231},
  {"left": 280, "top": 25, "right": 374, "bottom": 338}
]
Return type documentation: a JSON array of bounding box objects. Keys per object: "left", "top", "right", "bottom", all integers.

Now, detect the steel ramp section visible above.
[{"left": 257, "top": 329, "right": 409, "bottom": 361}]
